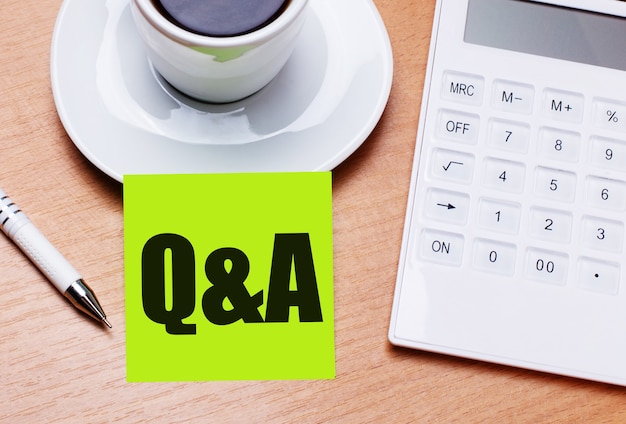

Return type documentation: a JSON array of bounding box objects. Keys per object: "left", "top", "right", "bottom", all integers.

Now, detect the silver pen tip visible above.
[{"left": 103, "top": 318, "right": 112, "bottom": 329}]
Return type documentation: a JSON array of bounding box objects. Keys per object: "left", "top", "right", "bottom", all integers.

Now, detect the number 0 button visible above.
[{"left": 472, "top": 239, "right": 516, "bottom": 275}]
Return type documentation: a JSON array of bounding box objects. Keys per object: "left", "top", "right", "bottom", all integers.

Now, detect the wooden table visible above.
[{"left": 2, "top": 0, "right": 626, "bottom": 422}]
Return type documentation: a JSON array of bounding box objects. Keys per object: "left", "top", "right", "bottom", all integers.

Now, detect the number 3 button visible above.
[{"left": 581, "top": 216, "right": 624, "bottom": 253}]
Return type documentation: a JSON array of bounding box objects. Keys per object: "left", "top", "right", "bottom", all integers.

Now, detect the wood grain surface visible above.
[{"left": 2, "top": 0, "right": 626, "bottom": 422}]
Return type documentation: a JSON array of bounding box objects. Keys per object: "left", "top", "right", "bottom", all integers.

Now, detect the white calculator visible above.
[{"left": 389, "top": 0, "right": 626, "bottom": 385}]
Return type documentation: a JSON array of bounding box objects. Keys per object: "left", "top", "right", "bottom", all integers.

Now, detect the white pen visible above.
[{"left": 0, "top": 188, "right": 111, "bottom": 328}]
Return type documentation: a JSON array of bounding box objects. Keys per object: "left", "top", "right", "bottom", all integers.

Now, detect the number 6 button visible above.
[{"left": 585, "top": 176, "right": 626, "bottom": 211}]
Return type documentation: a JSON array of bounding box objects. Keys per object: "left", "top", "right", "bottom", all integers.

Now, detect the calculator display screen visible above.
[{"left": 464, "top": 0, "right": 626, "bottom": 72}]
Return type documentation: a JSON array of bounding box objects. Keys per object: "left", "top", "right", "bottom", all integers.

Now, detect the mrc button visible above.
[{"left": 441, "top": 71, "right": 485, "bottom": 105}]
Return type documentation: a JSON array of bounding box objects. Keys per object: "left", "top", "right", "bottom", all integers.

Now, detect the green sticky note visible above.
[{"left": 123, "top": 173, "right": 335, "bottom": 382}]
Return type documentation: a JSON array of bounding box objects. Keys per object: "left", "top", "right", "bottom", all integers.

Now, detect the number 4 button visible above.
[{"left": 482, "top": 158, "right": 526, "bottom": 193}]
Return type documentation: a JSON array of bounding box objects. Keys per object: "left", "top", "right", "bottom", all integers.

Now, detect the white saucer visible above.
[{"left": 50, "top": 0, "right": 393, "bottom": 182}]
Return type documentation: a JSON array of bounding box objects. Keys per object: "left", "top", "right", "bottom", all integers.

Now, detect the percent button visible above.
[{"left": 593, "top": 99, "right": 626, "bottom": 133}]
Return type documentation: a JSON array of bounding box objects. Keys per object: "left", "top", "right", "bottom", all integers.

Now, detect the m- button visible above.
[{"left": 492, "top": 80, "right": 534, "bottom": 114}]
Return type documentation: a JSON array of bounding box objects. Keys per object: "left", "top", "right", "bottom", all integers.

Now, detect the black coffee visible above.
[{"left": 155, "top": 0, "right": 290, "bottom": 37}]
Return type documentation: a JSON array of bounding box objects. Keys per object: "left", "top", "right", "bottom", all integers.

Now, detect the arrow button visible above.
[
  {"left": 437, "top": 203, "right": 456, "bottom": 210},
  {"left": 425, "top": 188, "right": 470, "bottom": 225}
]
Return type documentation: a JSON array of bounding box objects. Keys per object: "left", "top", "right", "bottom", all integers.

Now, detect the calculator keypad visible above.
[{"left": 418, "top": 71, "right": 624, "bottom": 295}]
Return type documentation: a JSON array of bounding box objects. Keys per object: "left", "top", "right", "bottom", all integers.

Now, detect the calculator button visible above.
[
  {"left": 575, "top": 258, "right": 620, "bottom": 295},
  {"left": 487, "top": 119, "right": 530, "bottom": 153},
  {"left": 437, "top": 109, "right": 480, "bottom": 144},
  {"left": 430, "top": 149, "right": 475, "bottom": 184},
  {"left": 424, "top": 188, "right": 470, "bottom": 224},
  {"left": 581, "top": 216, "right": 624, "bottom": 253},
  {"left": 538, "top": 127, "right": 581, "bottom": 163},
  {"left": 534, "top": 167, "right": 576, "bottom": 202},
  {"left": 477, "top": 198, "right": 521, "bottom": 234},
  {"left": 542, "top": 89, "right": 584, "bottom": 123},
  {"left": 592, "top": 98, "right": 626, "bottom": 133},
  {"left": 525, "top": 248, "right": 568, "bottom": 286},
  {"left": 482, "top": 158, "right": 526, "bottom": 193},
  {"left": 491, "top": 80, "right": 534, "bottom": 114},
  {"left": 420, "top": 229, "right": 464, "bottom": 266},
  {"left": 585, "top": 176, "right": 626, "bottom": 211},
  {"left": 529, "top": 207, "right": 573, "bottom": 243},
  {"left": 441, "top": 71, "right": 485, "bottom": 105},
  {"left": 590, "top": 136, "right": 626, "bottom": 172},
  {"left": 472, "top": 238, "right": 516, "bottom": 275}
]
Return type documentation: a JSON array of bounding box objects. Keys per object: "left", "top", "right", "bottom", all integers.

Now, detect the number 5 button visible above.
[{"left": 534, "top": 167, "right": 576, "bottom": 202}]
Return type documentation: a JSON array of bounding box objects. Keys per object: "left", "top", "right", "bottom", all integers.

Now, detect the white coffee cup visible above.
[{"left": 130, "top": 0, "right": 309, "bottom": 103}]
